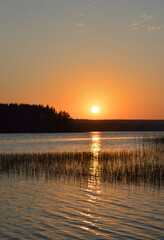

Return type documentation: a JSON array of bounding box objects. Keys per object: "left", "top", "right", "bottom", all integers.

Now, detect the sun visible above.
[{"left": 91, "top": 106, "right": 99, "bottom": 114}]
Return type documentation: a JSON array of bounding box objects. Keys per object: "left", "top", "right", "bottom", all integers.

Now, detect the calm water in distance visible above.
[
  {"left": 0, "top": 132, "right": 164, "bottom": 239},
  {"left": 0, "top": 131, "right": 164, "bottom": 153}
]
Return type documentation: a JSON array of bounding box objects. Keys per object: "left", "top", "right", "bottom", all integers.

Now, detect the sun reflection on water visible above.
[
  {"left": 80, "top": 133, "right": 102, "bottom": 234},
  {"left": 90, "top": 132, "right": 101, "bottom": 177}
]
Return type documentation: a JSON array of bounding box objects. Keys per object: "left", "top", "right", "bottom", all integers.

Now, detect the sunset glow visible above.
[
  {"left": 0, "top": 0, "right": 163, "bottom": 119},
  {"left": 92, "top": 106, "right": 99, "bottom": 114},
  {"left": 0, "top": 1, "right": 163, "bottom": 239}
]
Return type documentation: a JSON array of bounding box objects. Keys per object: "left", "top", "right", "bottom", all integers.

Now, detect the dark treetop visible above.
[
  {"left": 0, "top": 103, "right": 71, "bottom": 133},
  {"left": 0, "top": 103, "right": 164, "bottom": 133}
]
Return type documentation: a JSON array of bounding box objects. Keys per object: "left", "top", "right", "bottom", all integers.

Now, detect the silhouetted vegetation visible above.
[
  {"left": 1, "top": 141, "right": 163, "bottom": 187},
  {"left": 0, "top": 103, "right": 71, "bottom": 133},
  {"left": 70, "top": 120, "right": 164, "bottom": 132},
  {"left": 0, "top": 103, "right": 164, "bottom": 132},
  {"left": 143, "top": 136, "right": 164, "bottom": 146}
]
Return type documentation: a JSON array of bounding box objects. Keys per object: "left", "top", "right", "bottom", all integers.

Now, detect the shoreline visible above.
[{"left": 1, "top": 120, "right": 164, "bottom": 133}]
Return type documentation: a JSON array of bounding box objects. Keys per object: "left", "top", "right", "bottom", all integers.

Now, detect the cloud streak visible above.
[
  {"left": 126, "top": 14, "right": 162, "bottom": 32},
  {"left": 74, "top": 22, "right": 85, "bottom": 28}
]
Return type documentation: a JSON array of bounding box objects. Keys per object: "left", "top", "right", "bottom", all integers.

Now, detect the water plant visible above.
[{"left": 0, "top": 141, "right": 163, "bottom": 187}]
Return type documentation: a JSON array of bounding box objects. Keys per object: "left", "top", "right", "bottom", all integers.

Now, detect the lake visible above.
[
  {"left": 0, "top": 131, "right": 164, "bottom": 153},
  {"left": 0, "top": 132, "right": 164, "bottom": 239}
]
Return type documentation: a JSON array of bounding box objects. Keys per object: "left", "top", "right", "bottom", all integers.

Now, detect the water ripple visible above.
[{"left": 0, "top": 177, "right": 164, "bottom": 239}]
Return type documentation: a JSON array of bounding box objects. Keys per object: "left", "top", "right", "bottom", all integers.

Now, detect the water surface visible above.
[
  {"left": 0, "top": 131, "right": 163, "bottom": 153},
  {"left": 0, "top": 132, "right": 164, "bottom": 239}
]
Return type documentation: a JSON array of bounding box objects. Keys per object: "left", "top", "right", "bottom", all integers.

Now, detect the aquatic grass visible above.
[
  {"left": 99, "top": 149, "right": 164, "bottom": 186},
  {"left": 0, "top": 152, "right": 93, "bottom": 179},
  {"left": 142, "top": 136, "right": 164, "bottom": 149},
  {"left": 0, "top": 145, "right": 163, "bottom": 186}
]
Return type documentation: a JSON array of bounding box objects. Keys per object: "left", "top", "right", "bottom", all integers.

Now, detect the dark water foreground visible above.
[{"left": 0, "top": 139, "right": 164, "bottom": 239}]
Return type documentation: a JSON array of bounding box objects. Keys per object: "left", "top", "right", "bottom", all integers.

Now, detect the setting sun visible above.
[{"left": 91, "top": 106, "right": 99, "bottom": 114}]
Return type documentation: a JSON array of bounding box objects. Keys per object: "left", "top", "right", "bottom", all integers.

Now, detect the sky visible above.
[{"left": 0, "top": 0, "right": 164, "bottom": 119}]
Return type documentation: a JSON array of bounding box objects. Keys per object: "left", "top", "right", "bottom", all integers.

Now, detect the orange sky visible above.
[{"left": 0, "top": 0, "right": 164, "bottom": 119}]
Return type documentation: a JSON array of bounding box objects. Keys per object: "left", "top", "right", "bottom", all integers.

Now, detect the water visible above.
[
  {"left": 0, "top": 131, "right": 164, "bottom": 153},
  {"left": 0, "top": 132, "right": 164, "bottom": 239}
]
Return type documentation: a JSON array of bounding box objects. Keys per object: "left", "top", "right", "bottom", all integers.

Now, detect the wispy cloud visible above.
[
  {"left": 126, "top": 14, "right": 162, "bottom": 32},
  {"left": 73, "top": 12, "right": 92, "bottom": 31},
  {"left": 74, "top": 22, "right": 85, "bottom": 28}
]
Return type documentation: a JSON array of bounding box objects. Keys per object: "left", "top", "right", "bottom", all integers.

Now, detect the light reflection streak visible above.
[
  {"left": 83, "top": 220, "right": 95, "bottom": 226},
  {"left": 90, "top": 132, "right": 101, "bottom": 178},
  {"left": 80, "top": 132, "right": 102, "bottom": 234},
  {"left": 81, "top": 226, "right": 89, "bottom": 231},
  {"left": 1, "top": 136, "right": 159, "bottom": 143}
]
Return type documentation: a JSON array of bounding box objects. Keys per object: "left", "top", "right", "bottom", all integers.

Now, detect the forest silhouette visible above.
[
  {"left": 0, "top": 103, "right": 71, "bottom": 132},
  {"left": 0, "top": 103, "right": 164, "bottom": 133}
]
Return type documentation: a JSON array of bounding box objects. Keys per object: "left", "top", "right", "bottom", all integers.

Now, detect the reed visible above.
[
  {"left": 0, "top": 144, "right": 163, "bottom": 187},
  {"left": 142, "top": 136, "right": 164, "bottom": 147}
]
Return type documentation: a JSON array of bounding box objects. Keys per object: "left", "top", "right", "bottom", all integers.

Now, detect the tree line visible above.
[
  {"left": 0, "top": 103, "right": 164, "bottom": 132},
  {"left": 0, "top": 103, "right": 71, "bottom": 132}
]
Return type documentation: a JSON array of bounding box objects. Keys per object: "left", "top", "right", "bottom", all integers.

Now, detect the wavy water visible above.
[
  {"left": 0, "top": 132, "right": 164, "bottom": 239},
  {"left": 0, "top": 176, "right": 164, "bottom": 239}
]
